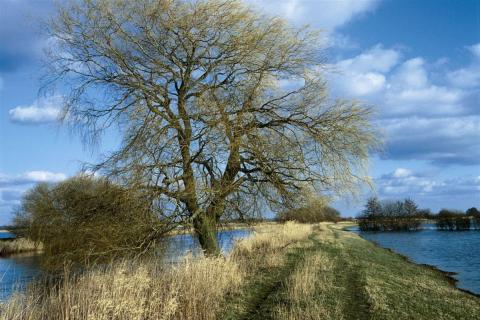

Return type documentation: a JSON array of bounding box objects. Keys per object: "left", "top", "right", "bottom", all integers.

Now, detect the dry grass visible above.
[
  {"left": 231, "top": 222, "right": 312, "bottom": 272},
  {"left": 1, "top": 222, "right": 312, "bottom": 320},
  {"left": 2, "top": 222, "right": 479, "bottom": 319},
  {"left": 2, "top": 256, "right": 241, "bottom": 320},
  {"left": 273, "top": 226, "right": 343, "bottom": 320},
  {"left": 0, "top": 238, "right": 43, "bottom": 256}
]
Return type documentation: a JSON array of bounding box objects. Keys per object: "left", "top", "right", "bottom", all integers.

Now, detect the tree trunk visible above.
[{"left": 193, "top": 213, "right": 220, "bottom": 256}]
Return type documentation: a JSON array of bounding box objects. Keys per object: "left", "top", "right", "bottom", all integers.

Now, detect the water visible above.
[
  {"left": 350, "top": 225, "right": 480, "bottom": 295},
  {"left": 0, "top": 228, "right": 251, "bottom": 300},
  {"left": 0, "top": 231, "right": 15, "bottom": 239},
  {"left": 0, "top": 254, "right": 43, "bottom": 300},
  {"left": 163, "top": 228, "right": 252, "bottom": 263}
]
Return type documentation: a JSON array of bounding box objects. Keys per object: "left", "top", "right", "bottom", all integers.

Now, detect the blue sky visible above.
[{"left": 0, "top": 0, "right": 479, "bottom": 223}]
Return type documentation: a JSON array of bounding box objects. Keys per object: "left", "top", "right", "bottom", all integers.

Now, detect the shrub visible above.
[
  {"left": 416, "top": 208, "right": 434, "bottom": 219},
  {"left": 466, "top": 207, "right": 480, "bottom": 217},
  {"left": 469, "top": 208, "right": 480, "bottom": 230},
  {"left": 13, "top": 176, "right": 165, "bottom": 266},
  {"left": 277, "top": 206, "right": 341, "bottom": 223}
]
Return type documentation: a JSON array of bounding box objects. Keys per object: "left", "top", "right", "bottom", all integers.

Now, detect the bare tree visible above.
[{"left": 46, "top": 0, "right": 380, "bottom": 255}]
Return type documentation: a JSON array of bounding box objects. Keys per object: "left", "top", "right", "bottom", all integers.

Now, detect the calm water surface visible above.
[
  {"left": 0, "top": 229, "right": 251, "bottom": 300},
  {"left": 351, "top": 225, "right": 480, "bottom": 295}
]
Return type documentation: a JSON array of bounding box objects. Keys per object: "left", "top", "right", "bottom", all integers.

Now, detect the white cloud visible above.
[
  {"left": 377, "top": 169, "right": 480, "bottom": 199},
  {"left": 245, "top": 0, "right": 380, "bottom": 30},
  {"left": 339, "top": 72, "right": 386, "bottom": 96},
  {"left": 333, "top": 47, "right": 468, "bottom": 116},
  {"left": 447, "top": 43, "right": 480, "bottom": 88},
  {"left": 392, "top": 58, "right": 428, "bottom": 88},
  {"left": 448, "top": 67, "right": 480, "bottom": 88},
  {"left": 0, "top": 171, "right": 67, "bottom": 187},
  {"left": 329, "top": 44, "right": 479, "bottom": 165},
  {"left": 392, "top": 168, "right": 412, "bottom": 178},
  {"left": 337, "top": 45, "right": 401, "bottom": 73},
  {"left": 468, "top": 43, "right": 480, "bottom": 58},
  {"left": 331, "top": 45, "right": 400, "bottom": 96},
  {"left": 0, "top": 171, "right": 67, "bottom": 222},
  {"left": 381, "top": 116, "right": 480, "bottom": 165},
  {"left": 9, "top": 96, "right": 63, "bottom": 124},
  {"left": 23, "top": 171, "right": 67, "bottom": 183}
]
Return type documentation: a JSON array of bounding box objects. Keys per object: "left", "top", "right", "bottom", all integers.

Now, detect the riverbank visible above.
[
  {"left": 0, "top": 238, "right": 42, "bottom": 256},
  {"left": 2, "top": 222, "right": 479, "bottom": 319}
]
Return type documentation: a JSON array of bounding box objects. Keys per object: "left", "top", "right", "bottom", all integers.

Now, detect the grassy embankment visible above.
[{"left": 2, "top": 222, "right": 479, "bottom": 319}]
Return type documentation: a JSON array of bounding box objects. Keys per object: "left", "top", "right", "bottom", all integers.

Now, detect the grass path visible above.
[
  {"left": 222, "top": 223, "right": 480, "bottom": 320},
  {"left": 222, "top": 237, "right": 314, "bottom": 320}
]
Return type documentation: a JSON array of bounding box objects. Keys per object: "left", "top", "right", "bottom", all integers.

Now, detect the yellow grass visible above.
[
  {"left": 0, "top": 238, "right": 43, "bottom": 256},
  {"left": 273, "top": 225, "right": 343, "bottom": 320},
  {"left": 231, "top": 222, "right": 312, "bottom": 272},
  {"left": 1, "top": 222, "right": 312, "bottom": 320}
]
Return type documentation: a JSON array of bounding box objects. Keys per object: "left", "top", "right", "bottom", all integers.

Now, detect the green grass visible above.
[{"left": 222, "top": 223, "right": 480, "bottom": 320}]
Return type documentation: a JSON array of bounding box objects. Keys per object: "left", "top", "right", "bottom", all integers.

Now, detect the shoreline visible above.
[
  {"left": 337, "top": 223, "right": 480, "bottom": 298},
  {"left": 2, "top": 222, "right": 480, "bottom": 319}
]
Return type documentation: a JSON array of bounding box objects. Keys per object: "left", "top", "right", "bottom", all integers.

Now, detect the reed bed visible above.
[
  {"left": 0, "top": 238, "right": 42, "bottom": 256},
  {"left": 1, "top": 222, "right": 312, "bottom": 320}
]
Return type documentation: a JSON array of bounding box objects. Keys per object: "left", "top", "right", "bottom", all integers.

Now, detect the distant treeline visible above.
[{"left": 357, "top": 198, "right": 480, "bottom": 232}]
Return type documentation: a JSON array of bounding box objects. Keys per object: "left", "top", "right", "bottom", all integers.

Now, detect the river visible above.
[{"left": 350, "top": 225, "right": 480, "bottom": 295}]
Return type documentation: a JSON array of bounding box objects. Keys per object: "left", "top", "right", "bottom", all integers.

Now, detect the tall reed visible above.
[
  {"left": 1, "top": 222, "right": 312, "bottom": 320},
  {"left": 0, "top": 238, "right": 42, "bottom": 256}
]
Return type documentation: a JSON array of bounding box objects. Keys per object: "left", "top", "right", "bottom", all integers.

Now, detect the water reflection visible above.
[{"left": 163, "top": 228, "right": 251, "bottom": 263}]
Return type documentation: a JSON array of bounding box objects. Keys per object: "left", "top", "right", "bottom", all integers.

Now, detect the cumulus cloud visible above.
[
  {"left": 376, "top": 168, "right": 480, "bottom": 201},
  {"left": 0, "top": 170, "right": 67, "bottom": 222},
  {"left": 9, "top": 96, "right": 63, "bottom": 124},
  {"left": 337, "top": 45, "right": 401, "bottom": 73},
  {"left": 331, "top": 45, "right": 401, "bottom": 96},
  {"left": 447, "top": 43, "right": 480, "bottom": 89},
  {"left": 329, "top": 43, "right": 480, "bottom": 166},
  {"left": 381, "top": 116, "right": 480, "bottom": 165},
  {"left": 0, "top": 171, "right": 67, "bottom": 187},
  {"left": 245, "top": 0, "right": 380, "bottom": 30}
]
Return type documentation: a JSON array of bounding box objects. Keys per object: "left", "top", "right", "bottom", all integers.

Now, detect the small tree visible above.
[
  {"left": 403, "top": 198, "right": 418, "bottom": 216},
  {"left": 358, "top": 197, "right": 382, "bottom": 231},
  {"left": 14, "top": 176, "right": 166, "bottom": 266}
]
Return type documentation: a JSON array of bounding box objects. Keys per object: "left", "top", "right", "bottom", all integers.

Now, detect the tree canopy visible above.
[{"left": 46, "top": 0, "right": 380, "bottom": 254}]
